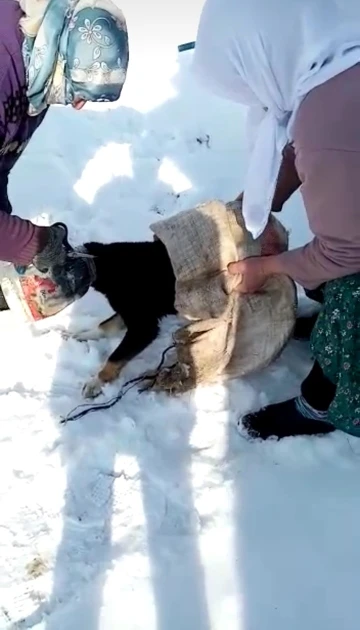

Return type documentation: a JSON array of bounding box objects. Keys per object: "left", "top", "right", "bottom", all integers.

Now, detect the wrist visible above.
[
  {"left": 262, "top": 254, "right": 285, "bottom": 277},
  {"left": 13, "top": 223, "right": 49, "bottom": 267}
]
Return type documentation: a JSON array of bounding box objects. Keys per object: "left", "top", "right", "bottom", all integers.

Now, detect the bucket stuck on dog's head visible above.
[{"left": 0, "top": 243, "right": 96, "bottom": 323}]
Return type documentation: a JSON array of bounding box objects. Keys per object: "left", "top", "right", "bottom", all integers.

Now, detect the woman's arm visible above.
[
  {"left": 268, "top": 148, "right": 360, "bottom": 289},
  {"left": 0, "top": 208, "right": 47, "bottom": 264},
  {"left": 230, "top": 147, "right": 360, "bottom": 292},
  {"left": 0, "top": 46, "right": 48, "bottom": 264}
]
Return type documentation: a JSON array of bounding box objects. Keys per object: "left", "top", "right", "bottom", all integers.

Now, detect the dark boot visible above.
[
  {"left": 240, "top": 398, "right": 335, "bottom": 440},
  {"left": 293, "top": 313, "right": 318, "bottom": 341}
]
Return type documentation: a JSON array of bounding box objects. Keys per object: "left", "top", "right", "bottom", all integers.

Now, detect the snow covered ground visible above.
[{"left": 1, "top": 2, "right": 360, "bottom": 629}]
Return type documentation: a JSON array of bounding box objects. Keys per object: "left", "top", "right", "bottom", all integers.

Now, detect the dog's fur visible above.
[{"left": 75, "top": 239, "right": 176, "bottom": 399}]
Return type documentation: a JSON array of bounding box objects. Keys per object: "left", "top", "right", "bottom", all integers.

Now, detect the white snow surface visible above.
[{"left": 1, "top": 2, "right": 360, "bottom": 629}]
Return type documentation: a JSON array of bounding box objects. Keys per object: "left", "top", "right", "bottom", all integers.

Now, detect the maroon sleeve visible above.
[
  {"left": 273, "top": 148, "right": 360, "bottom": 289},
  {"left": 0, "top": 42, "right": 47, "bottom": 265},
  {"left": 0, "top": 210, "right": 47, "bottom": 265}
]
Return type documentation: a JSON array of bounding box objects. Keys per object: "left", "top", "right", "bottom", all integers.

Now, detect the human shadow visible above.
[
  {"left": 226, "top": 284, "right": 360, "bottom": 630},
  {"left": 14, "top": 55, "right": 232, "bottom": 630}
]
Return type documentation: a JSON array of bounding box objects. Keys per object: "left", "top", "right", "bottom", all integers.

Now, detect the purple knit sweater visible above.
[{"left": 0, "top": 0, "right": 47, "bottom": 264}]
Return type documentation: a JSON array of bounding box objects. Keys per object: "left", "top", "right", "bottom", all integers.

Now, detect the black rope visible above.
[{"left": 60, "top": 344, "right": 176, "bottom": 424}]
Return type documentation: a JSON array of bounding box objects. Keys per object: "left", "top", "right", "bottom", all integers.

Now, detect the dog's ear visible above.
[{"left": 83, "top": 242, "right": 106, "bottom": 257}]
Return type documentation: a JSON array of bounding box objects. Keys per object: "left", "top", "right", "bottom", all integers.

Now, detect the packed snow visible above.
[{"left": 1, "top": 2, "right": 360, "bottom": 629}]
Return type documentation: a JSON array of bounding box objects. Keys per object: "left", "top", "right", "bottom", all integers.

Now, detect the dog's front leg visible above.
[
  {"left": 82, "top": 321, "right": 159, "bottom": 399},
  {"left": 65, "top": 313, "right": 125, "bottom": 342}
]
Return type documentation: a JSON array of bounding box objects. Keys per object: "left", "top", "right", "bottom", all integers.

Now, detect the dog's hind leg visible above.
[
  {"left": 82, "top": 320, "right": 159, "bottom": 399},
  {"left": 67, "top": 313, "right": 125, "bottom": 342}
]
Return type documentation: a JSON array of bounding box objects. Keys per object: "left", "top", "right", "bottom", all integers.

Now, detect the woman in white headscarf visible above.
[{"left": 193, "top": 0, "right": 360, "bottom": 440}]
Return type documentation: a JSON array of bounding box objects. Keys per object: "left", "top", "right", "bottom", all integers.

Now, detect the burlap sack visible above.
[{"left": 143, "top": 198, "right": 296, "bottom": 394}]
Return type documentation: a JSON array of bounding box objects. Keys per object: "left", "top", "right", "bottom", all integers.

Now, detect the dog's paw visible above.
[{"left": 82, "top": 376, "right": 103, "bottom": 399}]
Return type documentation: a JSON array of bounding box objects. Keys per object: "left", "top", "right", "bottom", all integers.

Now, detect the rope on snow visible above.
[{"left": 60, "top": 344, "right": 176, "bottom": 424}]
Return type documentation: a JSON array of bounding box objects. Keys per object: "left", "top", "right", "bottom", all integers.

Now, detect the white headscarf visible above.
[{"left": 192, "top": 0, "right": 360, "bottom": 239}]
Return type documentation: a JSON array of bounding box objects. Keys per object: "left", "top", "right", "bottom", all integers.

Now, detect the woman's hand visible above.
[
  {"left": 32, "top": 222, "right": 95, "bottom": 299},
  {"left": 32, "top": 223, "right": 70, "bottom": 273},
  {"left": 228, "top": 255, "right": 282, "bottom": 293}
]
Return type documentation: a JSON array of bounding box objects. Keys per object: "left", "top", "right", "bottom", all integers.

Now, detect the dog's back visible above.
[{"left": 84, "top": 239, "right": 176, "bottom": 324}]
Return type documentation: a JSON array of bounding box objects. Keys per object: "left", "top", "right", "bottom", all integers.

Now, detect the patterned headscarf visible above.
[{"left": 21, "top": 0, "right": 129, "bottom": 116}]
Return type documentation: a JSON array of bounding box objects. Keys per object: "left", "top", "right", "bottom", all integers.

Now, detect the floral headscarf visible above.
[{"left": 21, "top": 0, "right": 129, "bottom": 116}]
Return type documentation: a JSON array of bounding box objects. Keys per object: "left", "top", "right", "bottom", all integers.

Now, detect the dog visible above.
[
  {"left": 71, "top": 239, "right": 176, "bottom": 399},
  {"left": 69, "top": 237, "right": 317, "bottom": 400}
]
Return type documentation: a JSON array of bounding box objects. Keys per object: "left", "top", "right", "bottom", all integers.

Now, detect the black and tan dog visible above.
[{"left": 72, "top": 239, "right": 176, "bottom": 399}]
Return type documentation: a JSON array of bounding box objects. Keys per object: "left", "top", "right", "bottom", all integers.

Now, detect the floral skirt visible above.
[{"left": 311, "top": 273, "right": 360, "bottom": 436}]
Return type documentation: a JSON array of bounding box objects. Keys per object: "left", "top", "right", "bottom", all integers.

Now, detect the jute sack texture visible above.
[{"left": 144, "top": 198, "right": 296, "bottom": 394}]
